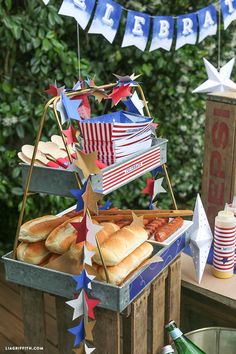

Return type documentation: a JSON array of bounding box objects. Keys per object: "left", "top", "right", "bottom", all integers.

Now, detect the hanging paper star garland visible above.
[
  {"left": 193, "top": 58, "right": 236, "bottom": 93},
  {"left": 82, "top": 181, "right": 103, "bottom": 215},
  {"left": 113, "top": 73, "right": 141, "bottom": 86},
  {"left": 68, "top": 319, "right": 85, "bottom": 347},
  {"left": 66, "top": 290, "right": 88, "bottom": 321},
  {"left": 84, "top": 292, "right": 101, "bottom": 320},
  {"left": 108, "top": 84, "right": 132, "bottom": 106},
  {"left": 86, "top": 217, "right": 103, "bottom": 246},
  {"left": 83, "top": 244, "right": 95, "bottom": 266},
  {"left": 73, "top": 269, "right": 95, "bottom": 291},
  {"left": 74, "top": 150, "right": 101, "bottom": 179},
  {"left": 141, "top": 178, "right": 154, "bottom": 197},
  {"left": 70, "top": 181, "right": 88, "bottom": 212},
  {"left": 93, "top": 90, "right": 108, "bottom": 103},
  {"left": 45, "top": 83, "right": 65, "bottom": 97},
  {"left": 61, "top": 92, "right": 82, "bottom": 121},
  {"left": 130, "top": 211, "right": 144, "bottom": 228},
  {"left": 71, "top": 214, "right": 89, "bottom": 244},
  {"left": 123, "top": 91, "right": 144, "bottom": 115}
]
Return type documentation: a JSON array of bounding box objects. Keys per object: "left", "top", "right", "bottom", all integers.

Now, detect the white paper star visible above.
[
  {"left": 153, "top": 178, "right": 167, "bottom": 199},
  {"left": 189, "top": 194, "right": 213, "bottom": 283},
  {"left": 193, "top": 58, "right": 236, "bottom": 93},
  {"left": 86, "top": 217, "right": 103, "bottom": 246},
  {"left": 130, "top": 91, "right": 145, "bottom": 115},
  {"left": 84, "top": 245, "right": 95, "bottom": 266},
  {"left": 85, "top": 343, "right": 96, "bottom": 354},
  {"left": 66, "top": 290, "right": 88, "bottom": 320},
  {"left": 56, "top": 99, "right": 68, "bottom": 125}
]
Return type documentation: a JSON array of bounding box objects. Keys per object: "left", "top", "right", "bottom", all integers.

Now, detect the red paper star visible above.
[
  {"left": 62, "top": 124, "right": 77, "bottom": 145},
  {"left": 84, "top": 291, "right": 100, "bottom": 319},
  {"left": 71, "top": 214, "right": 88, "bottom": 243},
  {"left": 108, "top": 84, "right": 132, "bottom": 106},
  {"left": 45, "top": 84, "right": 64, "bottom": 97},
  {"left": 141, "top": 178, "right": 155, "bottom": 197}
]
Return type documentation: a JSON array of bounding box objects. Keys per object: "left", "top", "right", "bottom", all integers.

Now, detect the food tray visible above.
[
  {"left": 21, "top": 138, "right": 167, "bottom": 196},
  {"left": 2, "top": 221, "right": 192, "bottom": 312}
]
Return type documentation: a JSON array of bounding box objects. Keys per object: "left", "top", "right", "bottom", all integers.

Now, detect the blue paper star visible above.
[
  {"left": 222, "top": 257, "right": 228, "bottom": 264},
  {"left": 99, "top": 200, "right": 112, "bottom": 210},
  {"left": 68, "top": 319, "right": 85, "bottom": 347},
  {"left": 70, "top": 181, "right": 88, "bottom": 211},
  {"left": 61, "top": 92, "right": 82, "bottom": 121},
  {"left": 149, "top": 199, "right": 155, "bottom": 210},
  {"left": 72, "top": 269, "right": 93, "bottom": 291},
  {"left": 151, "top": 166, "right": 163, "bottom": 177},
  {"left": 123, "top": 98, "right": 140, "bottom": 114}
]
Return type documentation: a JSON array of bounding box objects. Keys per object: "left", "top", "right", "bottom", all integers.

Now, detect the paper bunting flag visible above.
[
  {"left": 63, "top": 124, "right": 77, "bottom": 145},
  {"left": 74, "top": 150, "right": 101, "bottom": 179},
  {"left": 221, "top": 0, "right": 236, "bottom": 29},
  {"left": 86, "top": 217, "right": 103, "bottom": 246},
  {"left": 82, "top": 180, "right": 103, "bottom": 215},
  {"left": 130, "top": 211, "right": 144, "bottom": 228},
  {"left": 153, "top": 177, "right": 167, "bottom": 199},
  {"left": 193, "top": 58, "right": 236, "bottom": 93},
  {"left": 59, "top": 0, "right": 96, "bottom": 30},
  {"left": 70, "top": 181, "right": 87, "bottom": 212},
  {"left": 123, "top": 91, "right": 144, "bottom": 115},
  {"left": 71, "top": 214, "right": 88, "bottom": 243},
  {"left": 83, "top": 244, "right": 95, "bottom": 266},
  {"left": 150, "top": 16, "right": 174, "bottom": 52},
  {"left": 84, "top": 291, "right": 101, "bottom": 319},
  {"left": 85, "top": 320, "right": 96, "bottom": 342},
  {"left": 73, "top": 269, "right": 95, "bottom": 291},
  {"left": 66, "top": 290, "right": 88, "bottom": 320},
  {"left": 61, "top": 92, "right": 82, "bottom": 121},
  {"left": 122, "top": 10, "right": 150, "bottom": 51},
  {"left": 88, "top": 0, "right": 123, "bottom": 43},
  {"left": 108, "top": 84, "right": 132, "bottom": 105},
  {"left": 189, "top": 194, "right": 213, "bottom": 284},
  {"left": 99, "top": 200, "right": 112, "bottom": 210},
  {"left": 141, "top": 178, "right": 154, "bottom": 197},
  {"left": 176, "top": 13, "right": 197, "bottom": 50},
  {"left": 197, "top": 5, "right": 217, "bottom": 43},
  {"left": 68, "top": 319, "right": 85, "bottom": 347}
]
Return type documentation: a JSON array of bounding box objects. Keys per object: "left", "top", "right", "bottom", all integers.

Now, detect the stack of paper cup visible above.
[
  {"left": 78, "top": 111, "right": 153, "bottom": 165},
  {"left": 213, "top": 210, "right": 236, "bottom": 279}
]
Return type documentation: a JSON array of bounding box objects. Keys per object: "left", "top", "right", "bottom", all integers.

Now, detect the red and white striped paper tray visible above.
[{"left": 90, "top": 138, "right": 167, "bottom": 195}]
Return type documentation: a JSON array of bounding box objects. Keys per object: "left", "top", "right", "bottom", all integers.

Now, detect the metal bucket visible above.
[{"left": 173, "top": 327, "right": 236, "bottom": 354}]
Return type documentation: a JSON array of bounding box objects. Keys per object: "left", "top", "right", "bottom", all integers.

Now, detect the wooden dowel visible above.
[
  {"left": 97, "top": 209, "right": 193, "bottom": 216},
  {"left": 93, "top": 210, "right": 193, "bottom": 222}
]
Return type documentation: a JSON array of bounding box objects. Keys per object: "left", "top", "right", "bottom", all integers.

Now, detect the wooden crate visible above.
[
  {"left": 201, "top": 91, "right": 236, "bottom": 229},
  {"left": 19, "top": 256, "right": 181, "bottom": 354}
]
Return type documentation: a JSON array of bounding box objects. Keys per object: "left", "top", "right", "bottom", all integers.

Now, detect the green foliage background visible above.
[{"left": 0, "top": 0, "right": 235, "bottom": 254}]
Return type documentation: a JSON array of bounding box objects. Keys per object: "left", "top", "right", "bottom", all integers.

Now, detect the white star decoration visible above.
[
  {"left": 85, "top": 343, "right": 96, "bottom": 354},
  {"left": 66, "top": 290, "right": 88, "bottom": 320},
  {"left": 193, "top": 58, "right": 236, "bottom": 93},
  {"left": 153, "top": 178, "right": 166, "bottom": 200},
  {"left": 83, "top": 245, "right": 95, "bottom": 266},
  {"left": 189, "top": 194, "right": 213, "bottom": 284},
  {"left": 86, "top": 217, "right": 103, "bottom": 246}
]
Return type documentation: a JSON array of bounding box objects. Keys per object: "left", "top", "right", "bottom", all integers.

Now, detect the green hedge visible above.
[{"left": 0, "top": 0, "right": 236, "bottom": 255}]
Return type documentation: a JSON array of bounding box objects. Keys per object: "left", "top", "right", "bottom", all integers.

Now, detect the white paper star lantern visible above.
[
  {"left": 193, "top": 58, "right": 236, "bottom": 93},
  {"left": 189, "top": 194, "right": 213, "bottom": 283}
]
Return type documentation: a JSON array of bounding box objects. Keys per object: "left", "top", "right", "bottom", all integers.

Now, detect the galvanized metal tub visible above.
[
  {"left": 174, "top": 327, "right": 236, "bottom": 354},
  {"left": 2, "top": 221, "right": 192, "bottom": 312}
]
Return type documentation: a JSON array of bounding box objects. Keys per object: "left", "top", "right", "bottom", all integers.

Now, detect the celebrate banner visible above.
[{"left": 44, "top": 0, "right": 236, "bottom": 52}]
